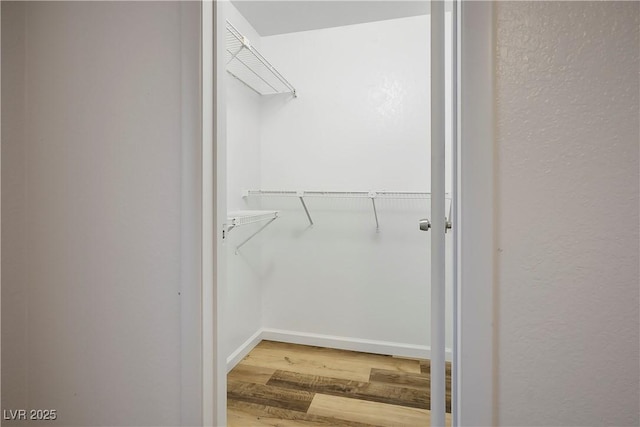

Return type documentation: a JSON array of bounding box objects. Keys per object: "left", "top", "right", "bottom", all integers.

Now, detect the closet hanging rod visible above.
[
  {"left": 243, "top": 191, "right": 452, "bottom": 231},
  {"left": 243, "top": 190, "right": 451, "bottom": 200}
]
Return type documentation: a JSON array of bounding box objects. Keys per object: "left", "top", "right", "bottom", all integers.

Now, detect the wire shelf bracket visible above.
[
  {"left": 226, "top": 210, "right": 279, "bottom": 254},
  {"left": 296, "top": 191, "right": 314, "bottom": 227},
  {"left": 226, "top": 21, "right": 297, "bottom": 97},
  {"left": 369, "top": 191, "right": 380, "bottom": 231}
]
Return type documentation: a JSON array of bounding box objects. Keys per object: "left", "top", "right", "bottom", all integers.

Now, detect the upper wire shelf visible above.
[{"left": 226, "top": 21, "right": 297, "bottom": 97}]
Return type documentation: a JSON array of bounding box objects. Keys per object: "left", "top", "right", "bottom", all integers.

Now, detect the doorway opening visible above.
[{"left": 211, "top": 1, "right": 458, "bottom": 425}]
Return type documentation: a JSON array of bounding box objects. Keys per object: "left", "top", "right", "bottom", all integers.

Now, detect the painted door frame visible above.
[
  {"left": 200, "top": 1, "right": 495, "bottom": 425},
  {"left": 456, "top": 2, "right": 494, "bottom": 425},
  {"left": 202, "top": 1, "right": 227, "bottom": 426}
]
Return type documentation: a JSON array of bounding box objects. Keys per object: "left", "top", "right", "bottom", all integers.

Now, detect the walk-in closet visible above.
[{"left": 221, "top": 1, "right": 454, "bottom": 425}]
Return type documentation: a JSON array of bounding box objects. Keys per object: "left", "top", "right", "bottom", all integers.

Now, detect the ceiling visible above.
[{"left": 230, "top": 1, "right": 430, "bottom": 36}]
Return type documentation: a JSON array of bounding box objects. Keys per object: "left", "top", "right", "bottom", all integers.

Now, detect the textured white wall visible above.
[
  {"left": 496, "top": 2, "right": 639, "bottom": 425},
  {"left": 178, "top": 3, "right": 203, "bottom": 424},
  {"left": 2, "top": 2, "right": 201, "bottom": 425},
  {"left": 1, "top": 2, "right": 28, "bottom": 416}
]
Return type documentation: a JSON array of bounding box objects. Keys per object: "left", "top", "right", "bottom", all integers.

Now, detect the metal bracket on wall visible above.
[
  {"left": 369, "top": 191, "right": 380, "bottom": 231},
  {"left": 234, "top": 217, "right": 278, "bottom": 254},
  {"left": 226, "top": 210, "right": 279, "bottom": 254},
  {"left": 297, "top": 191, "right": 314, "bottom": 226}
]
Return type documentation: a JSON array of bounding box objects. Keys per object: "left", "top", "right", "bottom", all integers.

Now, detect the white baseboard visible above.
[
  {"left": 226, "top": 329, "right": 263, "bottom": 372},
  {"left": 261, "top": 328, "right": 453, "bottom": 361},
  {"left": 226, "top": 328, "right": 453, "bottom": 371}
]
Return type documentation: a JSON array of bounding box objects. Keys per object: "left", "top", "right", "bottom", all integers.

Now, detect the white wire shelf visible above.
[
  {"left": 227, "top": 210, "right": 279, "bottom": 228},
  {"left": 226, "top": 21, "right": 297, "bottom": 97},
  {"left": 243, "top": 190, "right": 452, "bottom": 231},
  {"left": 226, "top": 210, "right": 279, "bottom": 254},
  {"left": 243, "top": 190, "right": 451, "bottom": 200}
]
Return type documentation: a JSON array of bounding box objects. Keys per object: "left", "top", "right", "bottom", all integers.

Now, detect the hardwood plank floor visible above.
[
  {"left": 307, "top": 394, "right": 449, "bottom": 427},
  {"left": 268, "top": 370, "right": 429, "bottom": 409},
  {"left": 228, "top": 340, "right": 452, "bottom": 427},
  {"left": 240, "top": 341, "right": 421, "bottom": 382},
  {"left": 369, "top": 368, "right": 429, "bottom": 391},
  {"left": 228, "top": 380, "right": 314, "bottom": 412},
  {"left": 229, "top": 364, "right": 277, "bottom": 385},
  {"left": 229, "top": 400, "right": 375, "bottom": 427}
]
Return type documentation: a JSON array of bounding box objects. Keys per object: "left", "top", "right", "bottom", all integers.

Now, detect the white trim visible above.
[
  {"left": 430, "top": 2, "right": 447, "bottom": 426},
  {"left": 201, "top": 1, "right": 215, "bottom": 426},
  {"left": 180, "top": 3, "right": 203, "bottom": 425},
  {"left": 225, "top": 328, "right": 453, "bottom": 373},
  {"left": 261, "top": 329, "right": 452, "bottom": 362},
  {"left": 225, "top": 328, "right": 454, "bottom": 373},
  {"left": 458, "top": 2, "right": 494, "bottom": 426},
  {"left": 226, "top": 329, "right": 264, "bottom": 372},
  {"left": 451, "top": 1, "right": 460, "bottom": 425},
  {"left": 212, "top": 1, "right": 229, "bottom": 426}
]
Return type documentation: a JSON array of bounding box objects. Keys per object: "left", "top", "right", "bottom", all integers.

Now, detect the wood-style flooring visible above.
[{"left": 227, "top": 341, "right": 452, "bottom": 427}]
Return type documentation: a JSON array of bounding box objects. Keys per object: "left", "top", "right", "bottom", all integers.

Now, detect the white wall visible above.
[
  {"left": 260, "top": 16, "right": 431, "bottom": 191},
  {"left": 178, "top": 3, "right": 203, "bottom": 424},
  {"left": 1, "top": 2, "right": 201, "bottom": 425},
  {"left": 1, "top": 1, "right": 28, "bottom": 415},
  {"left": 251, "top": 16, "right": 453, "bottom": 354},
  {"left": 495, "top": 2, "right": 639, "bottom": 425},
  {"left": 224, "top": 3, "right": 265, "bottom": 362}
]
